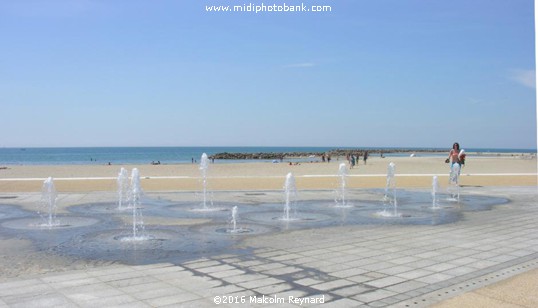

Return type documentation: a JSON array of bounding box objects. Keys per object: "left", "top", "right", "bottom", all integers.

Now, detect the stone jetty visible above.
[{"left": 209, "top": 148, "right": 446, "bottom": 160}]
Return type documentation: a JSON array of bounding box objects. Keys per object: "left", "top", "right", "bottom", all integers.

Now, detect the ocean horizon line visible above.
[{"left": 2, "top": 145, "right": 537, "bottom": 151}]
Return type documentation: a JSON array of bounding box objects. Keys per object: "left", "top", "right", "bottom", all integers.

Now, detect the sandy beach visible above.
[{"left": 0, "top": 155, "right": 536, "bottom": 193}]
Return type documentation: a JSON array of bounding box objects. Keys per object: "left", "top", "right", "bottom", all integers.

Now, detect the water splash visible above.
[
  {"left": 381, "top": 162, "right": 399, "bottom": 216},
  {"left": 40, "top": 177, "right": 60, "bottom": 228},
  {"left": 231, "top": 206, "right": 238, "bottom": 232},
  {"left": 117, "top": 168, "right": 129, "bottom": 210},
  {"left": 283, "top": 173, "right": 297, "bottom": 221},
  {"left": 125, "top": 168, "right": 147, "bottom": 241},
  {"left": 448, "top": 163, "right": 461, "bottom": 202},
  {"left": 432, "top": 175, "right": 440, "bottom": 209},
  {"left": 335, "top": 163, "right": 350, "bottom": 207},
  {"left": 200, "top": 153, "right": 210, "bottom": 209}
]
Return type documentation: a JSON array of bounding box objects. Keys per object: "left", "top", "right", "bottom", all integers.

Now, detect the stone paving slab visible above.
[{"left": 0, "top": 186, "right": 536, "bottom": 307}]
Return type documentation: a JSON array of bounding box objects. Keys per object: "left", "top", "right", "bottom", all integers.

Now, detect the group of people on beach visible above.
[{"left": 345, "top": 151, "right": 369, "bottom": 169}]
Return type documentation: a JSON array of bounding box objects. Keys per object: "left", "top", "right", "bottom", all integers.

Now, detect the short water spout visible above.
[{"left": 283, "top": 172, "right": 297, "bottom": 221}]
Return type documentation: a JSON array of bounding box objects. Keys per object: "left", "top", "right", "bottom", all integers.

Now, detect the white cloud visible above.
[{"left": 510, "top": 69, "right": 536, "bottom": 89}]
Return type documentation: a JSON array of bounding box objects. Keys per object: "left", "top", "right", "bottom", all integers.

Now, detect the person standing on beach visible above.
[
  {"left": 363, "top": 151, "right": 369, "bottom": 165},
  {"left": 446, "top": 142, "right": 464, "bottom": 173}
]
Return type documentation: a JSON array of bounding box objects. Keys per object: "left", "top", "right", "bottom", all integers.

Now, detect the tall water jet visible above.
[
  {"left": 382, "top": 162, "right": 398, "bottom": 215},
  {"left": 283, "top": 172, "right": 297, "bottom": 220},
  {"left": 335, "top": 163, "right": 349, "bottom": 207},
  {"left": 448, "top": 163, "right": 460, "bottom": 202},
  {"left": 200, "top": 153, "right": 210, "bottom": 209},
  {"left": 40, "top": 177, "right": 59, "bottom": 228},
  {"left": 432, "top": 175, "right": 440, "bottom": 209},
  {"left": 117, "top": 168, "right": 130, "bottom": 210},
  {"left": 126, "top": 168, "right": 146, "bottom": 240}
]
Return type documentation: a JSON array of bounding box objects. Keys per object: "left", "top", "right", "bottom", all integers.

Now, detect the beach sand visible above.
[{"left": 0, "top": 156, "right": 536, "bottom": 193}]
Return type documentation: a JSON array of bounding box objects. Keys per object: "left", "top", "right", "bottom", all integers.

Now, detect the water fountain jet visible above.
[
  {"left": 40, "top": 177, "right": 60, "bottom": 228},
  {"left": 117, "top": 168, "right": 129, "bottom": 210},
  {"left": 335, "top": 163, "right": 352, "bottom": 207},
  {"left": 200, "top": 153, "right": 210, "bottom": 209},
  {"left": 282, "top": 173, "right": 298, "bottom": 221},
  {"left": 378, "top": 162, "right": 400, "bottom": 217},
  {"left": 122, "top": 168, "right": 148, "bottom": 241},
  {"left": 432, "top": 176, "right": 440, "bottom": 209},
  {"left": 448, "top": 163, "right": 461, "bottom": 202}
]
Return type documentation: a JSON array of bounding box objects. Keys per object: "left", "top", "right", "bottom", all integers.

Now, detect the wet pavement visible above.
[{"left": 0, "top": 186, "right": 536, "bottom": 307}]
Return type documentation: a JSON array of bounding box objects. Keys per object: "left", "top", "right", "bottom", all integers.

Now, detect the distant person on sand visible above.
[{"left": 363, "top": 151, "right": 369, "bottom": 165}]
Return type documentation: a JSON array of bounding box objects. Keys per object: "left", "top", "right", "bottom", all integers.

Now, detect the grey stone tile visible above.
[
  {"left": 7, "top": 293, "right": 71, "bottom": 308},
  {"left": 195, "top": 264, "right": 237, "bottom": 274},
  {"left": 347, "top": 274, "right": 375, "bottom": 284},
  {"left": 310, "top": 279, "right": 355, "bottom": 291},
  {"left": 144, "top": 292, "right": 200, "bottom": 307},
  {"left": 365, "top": 276, "right": 407, "bottom": 288},
  {"left": 331, "top": 267, "right": 368, "bottom": 278},
  {"left": 62, "top": 283, "right": 125, "bottom": 301},
  {"left": 294, "top": 277, "right": 325, "bottom": 287},
  {"left": 331, "top": 284, "right": 373, "bottom": 297},
  {"left": 182, "top": 260, "right": 221, "bottom": 269},
  {"left": 353, "top": 289, "right": 398, "bottom": 303},
  {"left": 377, "top": 265, "right": 415, "bottom": 275},
  {"left": 253, "top": 282, "right": 293, "bottom": 294},
  {"left": 49, "top": 277, "right": 102, "bottom": 289},
  {"left": 261, "top": 266, "right": 302, "bottom": 276},
  {"left": 385, "top": 280, "right": 429, "bottom": 293},
  {"left": 416, "top": 272, "right": 454, "bottom": 284},
  {"left": 237, "top": 277, "right": 284, "bottom": 289},
  {"left": 0, "top": 279, "right": 44, "bottom": 296},
  {"left": 40, "top": 272, "right": 92, "bottom": 283},
  {"left": 76, "top": 294, "right": 138, "bottom": 308},
  {"left": 389, "top": 256, "right": 420, "bottom": 265},
  {"left": 249, "top": 262, "right": 287, "bottom": 272},
  {"left": 208, "top": 269, "right": 246, "bottom": 279},
  {"left": 396, "top": 269, "right": 434, "bottom": 280},
  {"left": 423, "top": 262, "right": 458, "bottom": 272},
  {"left": 441, "top": 266, "right": 476, "bottom": 276},
  {"left": 191, "top": 284, "right": 244, "bottom": 297},
  {"left": 131, "top": 286, "right": 183, "bottom": 301},
  {"left": 1, "top": 283, "right": 55, "bottom": 299},
  {"left": 316, "top": 297, "right": 365, "bottom": 308},
  {"left": 223, "top": 273, "right": 268, "bottom": 284},
  {"left": 107, "top": 275, "right": 161, "bottom": 288}
]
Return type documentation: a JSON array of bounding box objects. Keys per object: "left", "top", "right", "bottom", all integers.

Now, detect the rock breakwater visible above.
[{"left": 210, "top": 149, "right": 446, "bottom": 160}]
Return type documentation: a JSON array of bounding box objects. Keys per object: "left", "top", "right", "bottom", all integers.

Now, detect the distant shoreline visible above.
[{"left": 0, "top": 146, "right": 535, "bottom": 166}]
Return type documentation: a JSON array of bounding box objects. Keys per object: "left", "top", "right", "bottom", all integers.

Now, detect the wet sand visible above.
[{"left": 0, "top": 156, "right": 536, "bottom": 193}]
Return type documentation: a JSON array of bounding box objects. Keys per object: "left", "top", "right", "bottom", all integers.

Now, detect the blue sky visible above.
[{"left": 1, "top": 0, "right": 536, "bottom": 149}]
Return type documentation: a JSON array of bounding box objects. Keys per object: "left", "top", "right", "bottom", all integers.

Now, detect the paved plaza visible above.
[{"left": 0, "top": 186, "right": 537, "bottom": 307}]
